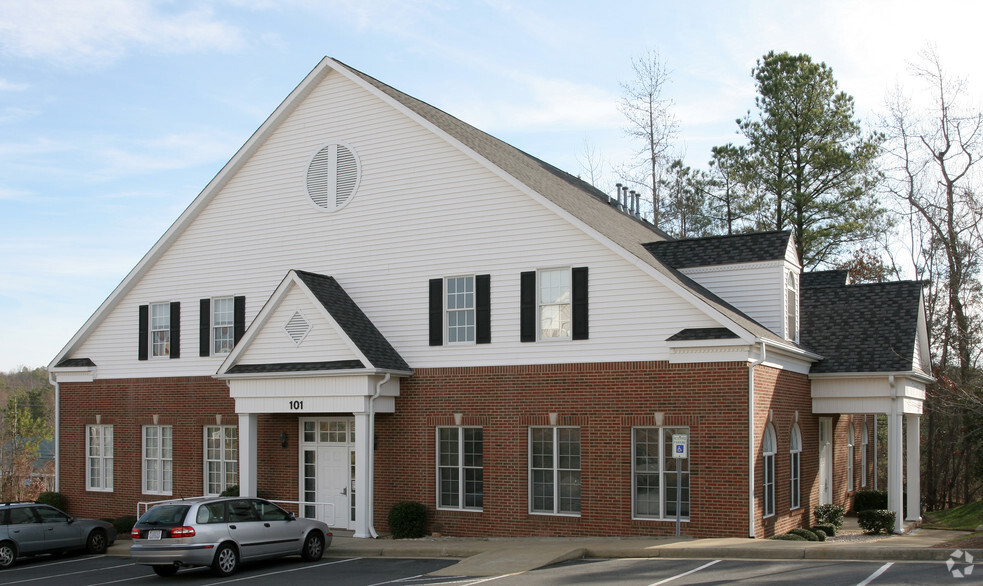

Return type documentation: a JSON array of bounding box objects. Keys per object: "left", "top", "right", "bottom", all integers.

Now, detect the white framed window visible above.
[
  {"left": 212, "top": 297, "right": 235, "bottom": 355},
  {"left": 529, "top": 427, "right": 580, "bottom": 515},
  {"left": 204, "top": 425, "right": 238, "bottom": 496},
  {"left": 785, "top": 270, "right": 799, "bottom": 342},
  {"left": 538, "top": 269, "right": 571, "bottom": 340},
  {"left": 861, "top": 422, "right": 869, "bottom": 488},
  {"left": 150, "top": 302, "right": 171, "bottom": 357},
  {"left": 790, "top": 423, "right": 802, "bottom": 510},
  {"left": 143, "top": 425, "right": 173, "bottom": 495},
  {"left": 445, "top": 276, "right": 475, "bottom": 344},
  {"left": 763, "top": 424, "right": 776, "bottom": 518},
  {"left": 436, "top": 427, "right": 483, "bottom": 510},
  {"left": 848, "top": 423, "right": 855, "bottom": 492},
  {"left": 86, "top": 424, "right": 113, "bottom": 492},
  {"left": 632, "top": 427, "right": 690, "bottom": 520}
]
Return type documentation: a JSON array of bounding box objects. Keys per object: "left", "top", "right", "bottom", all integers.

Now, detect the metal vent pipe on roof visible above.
[{"left": 615, "top": 183, "right": 623, "bottom": 210}]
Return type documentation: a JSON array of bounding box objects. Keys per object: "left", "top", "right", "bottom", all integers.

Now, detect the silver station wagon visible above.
[{"left": 130, "top": 497, "right": 331, "bottom": 577}]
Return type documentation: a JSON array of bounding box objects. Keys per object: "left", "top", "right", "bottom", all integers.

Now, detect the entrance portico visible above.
[{"left": 811, "top": 372, "right": 930, "bottom": 533}]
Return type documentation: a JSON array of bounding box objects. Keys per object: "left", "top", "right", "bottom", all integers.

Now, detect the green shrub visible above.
[
  {"left": 814, "top": 504, "right": 845, "bottom": 528},
  {"left": 113, "top": 515, "right": 137, "bottom": 534},
  {"left": 36, "top": 492, "right": 67, "bottom": 510},
  {"left": 854, "top": 490, "right": 888, "bottom": 512},
  {"left": 387, "top": 501, "right": 428, "bottom": 539},
  {"left": 219, "top": 485, "right": 239, "bottom": 497},
  {"left": 813, "top": 524, "right": 835, "bottom": 537},
  {"left": 788, "top": 528, "right": 818, "bottom": 541},
  {"left": 770, "top": 533, "right": 807, "bottom": 541},
  {"left": 811, "top": 528, "right": 827, "bottom": 541},
  {"left": 858, "top": 509, "right": 896, "bottom": 534}
]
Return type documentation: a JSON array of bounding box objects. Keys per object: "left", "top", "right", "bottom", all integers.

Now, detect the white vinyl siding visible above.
[
  {"left": 786, "top": 270, "right": 799, "bottom": 342},
  {"left": 86, "top": 424, "right": 113, "bottom": 492},
  {"left": 143, "top": 425, "right": 173, "bottom": 495},
  {"left": 680, "top": 262, "right": 785, "bottom": 336},
  {"left": 71, "top": 67, "right": 726, "bottom": 378}
]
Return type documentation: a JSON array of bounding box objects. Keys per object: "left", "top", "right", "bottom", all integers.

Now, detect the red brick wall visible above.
[
  {"left": 375, "top": 361, "right": 775, "bottom": 538},
  {"left": 58, "top": 361, "right": 825, "bottom": 539}
]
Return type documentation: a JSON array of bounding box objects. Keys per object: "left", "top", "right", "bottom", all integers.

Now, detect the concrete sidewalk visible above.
[{"left": 108, "top": 523, "right": 981, "bottom": 577}]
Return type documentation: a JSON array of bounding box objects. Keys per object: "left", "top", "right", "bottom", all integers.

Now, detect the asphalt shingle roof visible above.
[
  {"left": 227, "top": 360, "right": 365, "bottom": 374},
  {"left": 644, "top": 231, "right": 792, "bottom": 269},
  {"left": 803, "top": 270, "right": 850, "bottom": 288},
  {"left": 293, "top": 270, "right": 411, "bottom": 373},
  {"left": 666, "top": 328, "right": 740, "bottom": 341},
  {"left": 800, "top": 281, "right": 924, "bottom": 373}
]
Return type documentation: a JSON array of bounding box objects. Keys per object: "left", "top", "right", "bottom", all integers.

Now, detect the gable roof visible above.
[
  {"left": 800, "top": 280, "right": 925, "bottom": 374},
  {"left": 218, "top": 270, "right": 410, "bottom": 377},
  {"left": 645, "top": 231, "right": 793, "bottom": 269},
  {"left": 51, "top": 57, "right": 807, "bottom": 369}
]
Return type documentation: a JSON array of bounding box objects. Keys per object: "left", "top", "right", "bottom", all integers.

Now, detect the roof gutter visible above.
[{"left": 748, "top": 340, "right": 768, "bottom": 538}]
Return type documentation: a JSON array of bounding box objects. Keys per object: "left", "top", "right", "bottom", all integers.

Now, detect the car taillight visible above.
[
  {"left": 170, "top": 526, "right": 196, "bottom": 538},
  {"left": 131, "top": 528, "right": 141, "bottom": 539}
]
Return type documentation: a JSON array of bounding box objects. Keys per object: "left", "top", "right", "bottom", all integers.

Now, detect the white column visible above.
[
  {"left": 906, "top": 414, "right": 922, "bottom": 522},
  {"left": 353, "top": 412, "right": 372, "bottom": 538},
  {"left": 887, "top": 410, "right": 904, "bottom": 534},
  {"left": 872, "top": 414, "right": 878, "bottom": 491},
  {"left": 238, "top": 413, "right": 258, "bottom": 497}
]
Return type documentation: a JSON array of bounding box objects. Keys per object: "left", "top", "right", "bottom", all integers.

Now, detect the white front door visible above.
[
  {"left": 819, "top": 418, "right": 833, "bottom": 505},
  {"left": 300, "top": 418, "right": 355, "bottom": 529}
]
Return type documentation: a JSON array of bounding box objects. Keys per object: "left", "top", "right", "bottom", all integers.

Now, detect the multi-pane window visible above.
[
  {"left": 861, "top": 423, "right": 869, "bottom": 488},
  {"left": 437, "top": 427, "right": 483, "bottom": 510},
  {"left": 530, "top": 427, "right": 581, "bottom": 515},
  {"left": 785, "top": 270, "right": 799, "bottom": 342},
  {"left": 143, "top": 425, "right": 173, "bottom": 494},
  {"left": 150, "top": 302, "right": 171, "bottom": 357},
  {"left": 86, "top": 425, "right": 113, "bottom": 492},
  {"left": 539, "top": 269, "right": 571, "bottom": 339},
  {"left": 790, "top": 424, "right": 802, "bottom": 510},
  {"left": 204, "top": 425, "right": 238, "bottom": 496},
  {"left": 632, "top": 427, "right": 690, "bottom": 520},
  {"left": 446, "top": 276, "right": 475, "bottom": 344},
  {"left": 848, "top": 423, "right": 855, "bottom": 492},
  {"left": 763, "top": 424, "right": 776, "bottom": 518},
  {"left": 212, "top": 297, "right": 235, "bottom": 355}
]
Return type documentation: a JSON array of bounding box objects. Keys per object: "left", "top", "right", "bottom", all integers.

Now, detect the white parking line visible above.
[
  {"left": 201, "top": 557, "right": 361, "bottom": 584},
  {"left": 857, "top": 562, "right": 894, "bottom": 586},
  {"left": 648, "top": 559, "right": 722, "bottom": 585},
  {"left": 2, "top": 562, "right": 136, "bottom": 584}
]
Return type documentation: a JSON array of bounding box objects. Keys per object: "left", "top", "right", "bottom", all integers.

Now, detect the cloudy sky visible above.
[{"left": 1, "top": 0, "right": 980, "bottom": 372}]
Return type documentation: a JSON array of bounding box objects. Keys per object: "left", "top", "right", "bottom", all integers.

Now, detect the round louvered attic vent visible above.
[{"left": 306, "top": 143, "right": 361, "bottom": 212}]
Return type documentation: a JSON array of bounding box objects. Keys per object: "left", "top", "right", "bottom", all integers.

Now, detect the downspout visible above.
[
  {"left": 748, "top": 340, "right": 767, "bottom": 538},
  {"left": 367, "top": 373, "right": 390, "bottom": 539},
  {"left": 48, "top": 372, "right": 60, "bottom": 493}
]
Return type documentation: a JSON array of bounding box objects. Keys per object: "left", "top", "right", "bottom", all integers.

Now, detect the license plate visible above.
[{"left": 148, "top": 530, "right": 162, "bottom": 540}]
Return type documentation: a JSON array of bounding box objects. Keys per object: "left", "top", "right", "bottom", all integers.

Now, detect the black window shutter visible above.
[
  {"left": 199, "top": 299, "right": 211, "bottom": 357},
  {"left": 429, "top": 279, "right": 443, "bottom": 346},
  {"left": 233, "top": 296, "right": 246, "bottom": 345},
  {"left": 520, "top": 271, "right": 536, "bottom": 342},
  {"left": 138, "top": 305, "right": 149, "bottom": 361},
  {"left": 476, "top": 274, "right": 491, "bottom": 344},
  {"left": 169, "top": 301, "right": 181, "bottom": 359},
  {"left": 572, "top": 267, "right": 589, "bottom": 340}
]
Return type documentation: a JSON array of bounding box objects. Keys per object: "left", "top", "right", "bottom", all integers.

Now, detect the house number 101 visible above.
[{"left": 288, "top": 400, "right": 304, "bottom": 410}]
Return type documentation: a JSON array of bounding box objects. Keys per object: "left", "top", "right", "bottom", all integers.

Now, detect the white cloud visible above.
[
  {"left": 0, "top": 0, "right": 245, "bottom": 65},
  {"left": 0, "top": 79, "right": 28, "bottom": 91},
  {"left": 94, "top": 131, "right": 240, "bottom": 177}
]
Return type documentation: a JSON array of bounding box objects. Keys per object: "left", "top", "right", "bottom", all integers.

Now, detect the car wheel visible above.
[
  {"left": 85, "top": 529, "right": 108, "bottom": 554},
  {"left": 0, "top": 541, "right": 16, "bottom": 569},
  {"left": 152, "top": 565, "right": 180, "bottom": 577},
  {"left": 211, "top": 543, "right": 239, "bottom": 577},
  {"left": 301, "top": 531, "right": 324, "bottom": 561}
]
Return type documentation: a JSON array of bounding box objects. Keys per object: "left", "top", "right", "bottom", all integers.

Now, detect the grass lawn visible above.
[{"left": 923, "top": 501, "right": 983, "bottom": 531}]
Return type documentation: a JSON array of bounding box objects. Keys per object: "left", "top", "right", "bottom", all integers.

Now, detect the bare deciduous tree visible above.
[{"left": 619, "top": 50, "right": 678, "bottom": 225}]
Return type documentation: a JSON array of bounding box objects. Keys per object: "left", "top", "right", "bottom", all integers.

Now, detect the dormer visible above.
[{"left": 645, "top": 231, "right": 801, "bottom": 341}]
